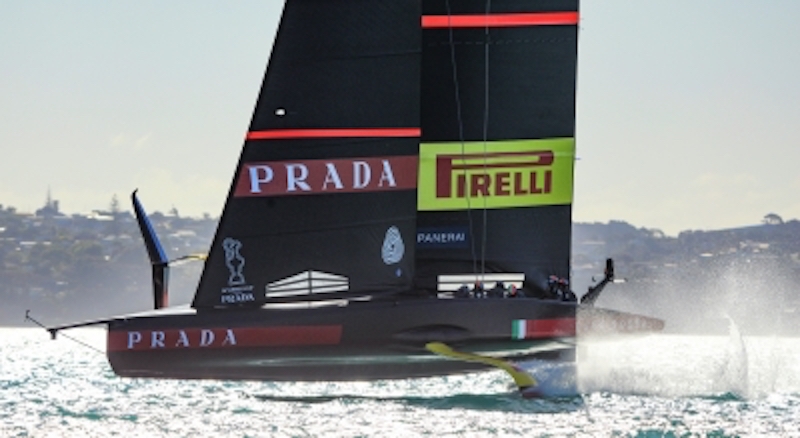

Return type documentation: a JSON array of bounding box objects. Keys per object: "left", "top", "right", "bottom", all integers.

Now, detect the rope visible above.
[
  {"left": 25, "top": 310, "right": 105, "bottom": 355},
  {"left": 445, "top": 0, "right": 479, "bottom": 276},
  {"left": 480, "top": 0, "right": 492, "bottom": 277}
]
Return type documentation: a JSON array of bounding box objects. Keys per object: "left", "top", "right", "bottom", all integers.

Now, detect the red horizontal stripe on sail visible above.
[
  {"left": 107, "top": 325, "right": 343, "bottom": 351},
  {"left": 525, "top": 318, "right": 576, "bottom": 338},
  {"left": 422, "top": 12, "right": 578, "bottom": 28},
  {"left": 247, "top": 128, "right": 421, "bottom": 140}
]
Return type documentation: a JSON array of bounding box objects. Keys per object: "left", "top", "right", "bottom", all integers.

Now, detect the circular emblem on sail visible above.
[{"left": 382, "top": 226, "right": 404, "bottom": 265}]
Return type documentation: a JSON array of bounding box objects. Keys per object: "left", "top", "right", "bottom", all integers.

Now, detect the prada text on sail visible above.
[{"left": 234, "top": 156, "right": 418, "bottom": 197}]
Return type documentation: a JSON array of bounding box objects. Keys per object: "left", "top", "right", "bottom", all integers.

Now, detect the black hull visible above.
[{"left": 104, "top": 298, "right": 662, "bottom": 381}]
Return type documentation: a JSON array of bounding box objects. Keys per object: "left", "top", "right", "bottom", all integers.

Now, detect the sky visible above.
[{"left": 2, "top": 1, "right": 799, "bottom": 236}]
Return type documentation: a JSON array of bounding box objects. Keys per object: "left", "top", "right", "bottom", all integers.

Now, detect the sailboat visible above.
[{"left": 45, "top": 0, "right": 663, "bottom": 385}]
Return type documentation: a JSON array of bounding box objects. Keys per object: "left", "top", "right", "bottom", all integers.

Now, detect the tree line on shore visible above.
[{"left": 3, "top": 200, "right": 799, "bottom": 327}]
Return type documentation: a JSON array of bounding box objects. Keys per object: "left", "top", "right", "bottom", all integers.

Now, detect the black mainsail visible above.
[
  {"left": 195, "top": 0, "right": 579, "bottom": 307},
  {"left": 193, "top": 1, "right": 422, "bottom": 307},
  {"left": 43, "top": 0, "right": 665, "bottom": 385},
  {"left": 416, "top": 0, "right": 577, "bottom": 292}
]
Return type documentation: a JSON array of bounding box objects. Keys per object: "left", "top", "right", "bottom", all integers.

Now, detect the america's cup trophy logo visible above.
[{"left": 223, "top": 238, "right": 246, "bottom": 286}]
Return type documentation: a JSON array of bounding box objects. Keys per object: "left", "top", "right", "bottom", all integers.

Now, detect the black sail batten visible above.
[
  {"left": 193, "top": 0, "right": 422, "bottom": 309},
  {"left": 416, "top": 0, "right": 579, "bottom": 293}
]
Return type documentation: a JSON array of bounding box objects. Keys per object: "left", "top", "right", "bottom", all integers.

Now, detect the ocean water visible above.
[{"left": 1, "top": 328, "right": 799, "bottom": 437}]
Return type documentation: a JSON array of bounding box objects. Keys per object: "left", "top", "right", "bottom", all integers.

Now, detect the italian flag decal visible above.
[
  {"left": 512, "top": 320, "right": 528, "bottom": 340},
  {"left": 512, "top": 318, "right": 576, "bottom": 339}
]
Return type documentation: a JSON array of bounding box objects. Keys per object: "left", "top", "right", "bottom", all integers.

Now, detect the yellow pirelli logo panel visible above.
[{"left": 418, "top": 138, "right": 574, "bottom": 211}]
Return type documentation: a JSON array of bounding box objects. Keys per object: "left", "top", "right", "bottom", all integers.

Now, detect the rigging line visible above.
[
  {"left": 24, "top": 310, "right": 105, "bottom": 355},
  {"left": 445, "top": 0, "right": 479, "bottom": 277},
  {"left": 480, "top": 0, "right": 492, "bottom": 277}
]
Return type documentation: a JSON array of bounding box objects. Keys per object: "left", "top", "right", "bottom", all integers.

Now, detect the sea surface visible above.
[{"left": 1, "top": 327, "right": 799, "bottom": 437}]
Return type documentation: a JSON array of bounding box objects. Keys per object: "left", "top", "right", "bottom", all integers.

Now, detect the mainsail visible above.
[
  {"left": 193, "top": 0, "right": 578, "bottom": 308},
  {"left": 416, "top": 0, "right": 578, "bottom": 292},
  {"left": 193, "top": 1, "right": 422, "bottom": 308}
]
